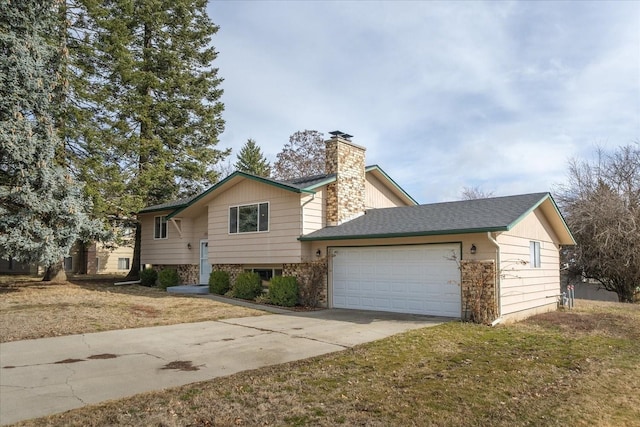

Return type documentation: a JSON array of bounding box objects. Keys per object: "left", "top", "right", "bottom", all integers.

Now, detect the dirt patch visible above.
[
  {"left": 129, "top": 304, "right": 160, "bottom": 318},
  {"left": 526, "top": 306, "right": 640, "bottom": 340}
]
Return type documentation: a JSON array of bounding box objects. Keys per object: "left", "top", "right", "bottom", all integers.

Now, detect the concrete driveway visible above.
[{"left": 0, "top": 309, "right": 447, "bottom": 425}]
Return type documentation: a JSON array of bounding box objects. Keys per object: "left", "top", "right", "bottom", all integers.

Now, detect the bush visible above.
[
  {"left": 140, "top": 268, "right": 158, "bottom": 287},
  {"left": 269, "top": 276, "right": 298, "bottom": 307},
  {"left": 209, "top": 271, "right": 230, "bottom": 295},
  {"left": 158, "top": 268, "right": 180, "bottom": 290},
  {"left": 233, "top": 272, "right": 263, "bottom": 300}
]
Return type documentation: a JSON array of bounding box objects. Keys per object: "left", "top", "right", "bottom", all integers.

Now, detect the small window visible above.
[
  {"left": 118, "top": 258, "right": 130, "bottom": 270},
  {"left": 530, "top": 241, "right": 541, "bottom": 268},
  {"left": 154, "top": 216, "right": 167, "bottom": 239},
  {"left": 229, "top": 203, "right": 269, "bottom": 234},
  {"left": 64, "top": 257, "right": 73, "bottom": 271},
  {"left": 245, "top": 267, "right": 283, "bottom": 285}
]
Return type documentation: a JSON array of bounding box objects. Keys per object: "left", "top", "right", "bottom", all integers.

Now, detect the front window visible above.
[
  {"left": 154, "top": 216, "right": 167, "bottom": 239},
  {"left": 229, "top": 203, "right": 269, "bottom": 234},
  {"left": 530, "top": 241, "right": 541, "bottom": 268}
]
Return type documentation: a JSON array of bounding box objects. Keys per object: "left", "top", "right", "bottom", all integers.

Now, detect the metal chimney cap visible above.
[{"left": 329, "top": 130, "right": 353, "bottom": 140}]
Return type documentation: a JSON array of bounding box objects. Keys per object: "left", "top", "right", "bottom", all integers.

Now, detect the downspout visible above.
[{"left": 487, "top": 231, "right": 503, "bottom": 325}]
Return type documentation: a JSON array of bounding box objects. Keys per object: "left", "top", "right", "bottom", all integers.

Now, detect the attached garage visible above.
[{"left": 330, "top": 244, "right": 462, "bottom": 317}]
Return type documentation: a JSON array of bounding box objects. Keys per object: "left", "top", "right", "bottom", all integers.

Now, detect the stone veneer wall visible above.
[
  {"left": 460, "top": 260, "right": 497, "bottom": 324},
  {"left": 152, "top": 264, "right": 199, "bottom": 285},
  {"left": 212, "top": 264, "right": 244, "bottom": 287},
  {"left": 283, "top": 260, "right": 328, "bottom": 307},
  {"left": 325, "top": 137, "right": 366, "bottom": 226}
]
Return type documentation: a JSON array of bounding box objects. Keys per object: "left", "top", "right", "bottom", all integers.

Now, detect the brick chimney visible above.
[{"left": 325, "top": 131, "right": 366, "bottom": 226}]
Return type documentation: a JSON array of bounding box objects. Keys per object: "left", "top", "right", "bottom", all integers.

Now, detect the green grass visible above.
[{"left": 15, "top": 301, "right": 640, "bottom": 427}]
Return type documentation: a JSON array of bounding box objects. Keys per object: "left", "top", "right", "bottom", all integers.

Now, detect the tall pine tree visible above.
[
  {"left": 235, "top": 139, "right": 271, "bottom": 177},
  {"left": 0, "top": 0, "right": 102, "bottom": 281},
  {"left": 70, "top": 0, "right": 228, "bottom": 279}
]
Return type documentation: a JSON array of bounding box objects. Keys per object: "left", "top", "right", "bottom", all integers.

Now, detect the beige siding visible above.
[
  {"left": 497, "top": 209, "right": 561, "bottom": 316},
  {"left": 365, "top": 174, "right": 409, "bottom": 209},
  {"left": 95, "top": 244, "right": 134, "bottom": 273},
  {"left": 140, "top": 211, "right": 200, "bottom": 265},
  {"left": 209, "top": 180, "right": 303, "bottom": 264},
  {"left": 301, "top": 187, "right": 326, "bottom": 234}
]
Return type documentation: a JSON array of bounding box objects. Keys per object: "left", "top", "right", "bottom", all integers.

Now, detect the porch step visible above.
[{"left": 167, "top": 285, "right": 209, "bottom": 295}]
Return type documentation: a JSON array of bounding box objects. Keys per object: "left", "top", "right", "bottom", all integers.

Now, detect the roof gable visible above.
[
  {"left": 300, "top": 192, "right": 575, "bottom": 245},
  {"left": 139, "top": 165, "right": 417, "bottom": 216}
]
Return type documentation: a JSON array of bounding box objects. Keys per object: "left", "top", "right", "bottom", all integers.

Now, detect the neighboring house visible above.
[
  {"left": 65, "top": 241, "right": 134, "bottom": 275},
  {"left": 0, "top": 258, "right": 37, "bottom": 275},
  {"left": 139, "top": 132, "right": 575, "bottom": 322}
]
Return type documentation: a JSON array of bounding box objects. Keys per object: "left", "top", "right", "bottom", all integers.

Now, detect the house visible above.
[
  {"left": 139, "top": 132, "right": 575, "bottom": 322},
  {"left": 65, "top": 241, "right": 134, "bottom": 275}
]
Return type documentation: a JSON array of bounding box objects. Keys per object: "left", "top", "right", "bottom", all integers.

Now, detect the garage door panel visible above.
[{"left": 331, "top": 245, "right": 461, "bottom": 317}]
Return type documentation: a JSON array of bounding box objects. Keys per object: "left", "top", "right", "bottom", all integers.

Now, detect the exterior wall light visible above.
[
  {"left": 316, "top": 249, "right": 322, "bottom": 258},
  {"left": 187, "top": 243, "right": 192, "bottom": 250},
  {"left": 470, "top": 244, "right": 477, "bottom": 255}
]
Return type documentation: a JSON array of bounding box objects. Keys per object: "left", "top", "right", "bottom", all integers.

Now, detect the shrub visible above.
[
  {"left": 140, "top": 268, "right": 158, "bottom": 287},
  {"left": 233, "top": 272, "right": 262, "bottom": 300},
  {"left": 158, "top": 268, "right": 180, "bottom": 290},
  {"left": 269, "top": 276, "right": 298, "bottom": 307},
  {"left": 209, "top": 271, "right": 230, "bottom": 295}
]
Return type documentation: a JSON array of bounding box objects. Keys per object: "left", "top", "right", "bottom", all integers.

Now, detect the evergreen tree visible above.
[
  {"left": 70, "top": 0, "right": 229, "bottom": 279},
  {"left": 272, "top": 130, "right": 325, "bottom": 180},
  {"left": 0, "top": 0, "right": 102, "bottom": 281},
  {"left": 235, "top": 139, "right": 271, "bottom": 177}
]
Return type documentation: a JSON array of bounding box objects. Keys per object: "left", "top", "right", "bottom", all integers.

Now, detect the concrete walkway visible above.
[{"left": 0, "top": 309, "right": 447, "bottom": 425}]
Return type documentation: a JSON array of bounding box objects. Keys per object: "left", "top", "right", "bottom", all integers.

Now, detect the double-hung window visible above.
[
  {"left": 154, "top": 216, "right": 168, "bottom": 239},
  {"left": 229, "top": 202, "right": 269, "bottom": 234},
  {"left": 530, "top": 241, "right": 541, "bottom": 268}
]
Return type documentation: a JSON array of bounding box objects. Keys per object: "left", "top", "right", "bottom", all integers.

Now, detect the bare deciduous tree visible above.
[
  {"left": 555, "top": 144, "right": 640, "bottom": 302},
  {"left": 461, "top": 186, "right": 495, "bottom": 200},
  {"left": 272, "top": 130, "right": 325, "bottom": 180}
]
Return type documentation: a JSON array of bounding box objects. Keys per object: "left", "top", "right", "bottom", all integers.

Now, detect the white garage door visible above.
[{"left": 331, "top": 244, "right": 461, "bottom": 317}]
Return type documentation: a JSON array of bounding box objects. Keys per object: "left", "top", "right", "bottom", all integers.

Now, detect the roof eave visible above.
[
  {"left": 504, "top": 193, "right": 576, "bottom": 245},
  {"left": 164, "top": 172, "right": 313, "bottom": 219},
  {"left": 298, "top": 226, "right": 508, "bottom": 241},
  {"left": 302, "top": 175, "right": 337, "bottom": 191},
  {"left": 365, "top": 165, "right": 418, "bottom": 205}
]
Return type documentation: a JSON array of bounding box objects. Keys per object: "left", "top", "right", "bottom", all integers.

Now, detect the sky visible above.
[{"left": 207, "top": 1, "right": 640, "bottom": 204}]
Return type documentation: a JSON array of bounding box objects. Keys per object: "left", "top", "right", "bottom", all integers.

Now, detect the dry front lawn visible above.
[
  {"left": 0, "top": 275, "right": 265, "bottom": 342},
  {"left": 10, "top": 299, "right": 640, "bottom": 427}
]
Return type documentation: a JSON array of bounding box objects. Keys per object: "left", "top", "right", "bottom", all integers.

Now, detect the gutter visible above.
[{"left": 487, "top": 231, "right": 502, "bottom": 321}]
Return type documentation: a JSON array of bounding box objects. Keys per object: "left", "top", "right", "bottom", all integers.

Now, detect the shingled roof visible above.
[{"left": 300, "top": 192, "right": 556, "bottom": 240}]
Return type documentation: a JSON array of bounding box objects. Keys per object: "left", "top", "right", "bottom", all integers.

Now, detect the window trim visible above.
[
  {"left": 228, "top": 202, "right": 270, "bottom": 234},
  {"left": 154, "top": 216, "right": 168, "bottom": 239},
  {"left": 530, "top": 241, "right": 541, "bottom": 268}
]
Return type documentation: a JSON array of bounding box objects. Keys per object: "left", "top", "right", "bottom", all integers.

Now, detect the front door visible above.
[{"left": 199, "top": 240, "right": 211, "bottom": 284}]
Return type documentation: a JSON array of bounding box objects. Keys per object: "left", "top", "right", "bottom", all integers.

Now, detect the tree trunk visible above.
[
  {"left": 125, "top": 221, "right": 142, "bottom": 281},
  {"left": 43, "top": 260, "right": 67, "bottom": 282}
]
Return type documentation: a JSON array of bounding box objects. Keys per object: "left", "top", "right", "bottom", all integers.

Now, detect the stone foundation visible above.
[
  {"left": 211, "top": 264, "right": 244, "bottom": 287},
  {"left": 283, "top": 260, "right": 328, "bottom": 307},
  {"left": 460, "top": 260, "right": 497, "bottom": 324},
  {"left": 152, "top": 264, "right": 198, "bottom": 285}
]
